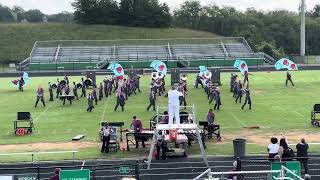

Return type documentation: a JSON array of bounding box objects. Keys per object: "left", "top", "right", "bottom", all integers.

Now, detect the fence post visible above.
[
  {"left": 135, "top": 160, "right": 140, "bottom": 180},
  {"left": 91, "top": 167, "right": 96, "bottom": 180},
  {"left": 37, "top": 166, "right": 40, "bottom": 180}
]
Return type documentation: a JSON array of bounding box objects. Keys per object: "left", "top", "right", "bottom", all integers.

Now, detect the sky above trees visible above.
[{"left": 0, "top": 0, "right": 319, "bottom": 14}]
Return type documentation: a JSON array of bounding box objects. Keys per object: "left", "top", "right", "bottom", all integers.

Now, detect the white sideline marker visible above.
[
  {"left": 81, "top": 161, "right": 85, "bottom": 170},
  {"left": 230, "top": 112, "right": 247, "bottom": 127}
]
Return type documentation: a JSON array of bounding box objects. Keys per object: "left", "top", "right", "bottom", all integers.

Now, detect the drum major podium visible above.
[{"left": 146, "top": 105, "right": 209, "bottom": 169}]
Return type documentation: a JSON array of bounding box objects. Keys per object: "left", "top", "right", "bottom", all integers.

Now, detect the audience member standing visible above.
[
  {"left": 296, "top": 138, "right": 309, "bottom": 175},
  {"left": 267, "top": 137, "right": 279, "bottom": 161}
]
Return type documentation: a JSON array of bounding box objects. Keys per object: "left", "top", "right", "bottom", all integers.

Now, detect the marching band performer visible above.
[
  {"left": 230, "top": 73, "right": 237, "bottom": 92},
  {"left": 113, "top": 76, "right": 119, "bottom": 93},
  {"left": 179, "top": 82, "right": 187, "bottom": 107},
  {"left": 48, "top": 82, "right": 54, "bottom": 101},
  {"left": 56, "top": 78, "right": 61, "bottom": 98},
  {"left": 35, "top": 86, "right": 45, "bottom": 107},
  {"left": 235, "top": 80, "right": 243, "bottom": 103},
  {"left": 243, "top": 71, "right": 249, "bottom": 86},
  {"left": 98, "top": 82, "right": 103, "bottom": 101},
  {"left": 114, "top": 87, "right": 125, "bottom": 111},
  {"left": 63, "top": 85, "right": 72, "bottom": 105},
  {"left": 147, "top": 89, "right": 156, "bottom": 111},
  {"left": 233, "top": 80, "right": 239, "bottom": 98},
  {"left": 213, "top": 87, "right": 222, "bottom": 110},
  {"left": 135, "top": 75, "right": 141, "bottom": 93},
  {"left": 103, "top": 77, "right": 109, "bottom": 97},
  {"left": 92, "top": 86, "right": 98, "bottom": 105},
  {"left": 285, "top": 70, "right": 294, "bottom": 86},
  {"left": 18, "top": 76, "right": 25, "bottom": 91},
  {"left": 195, "top": 75, "right": 204, "bottom": 88},
  {"left": 73, "top": 82, "right": 79, "bottom": 100},
  {"left": 86, "top": 92, "right": 94, "bottom": 112},
  {"left": 80, "top": 79, "right": 86, "bottom": 98},
  {"left": 64, "top": 74, "right": 69, "bottom": 85},
  {"left": 241, "top": 87, "right": 252, "bottom": 110}
]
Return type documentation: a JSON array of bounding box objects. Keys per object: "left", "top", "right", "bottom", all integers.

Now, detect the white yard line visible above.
[
  {"left": 291, "top": 110, "right": 304, "bottom": 117},
  {"left": 33, "top": 102, "right": 55, "bottom": 123},
  {"left": 100, "top": 97, "right": 110, "bottom": 122},
  {"left": 81, "top": 161, "right": 86, "bottom": 170},
  {"left": 230, "top": 112, "right": 247, "bottom": 127}
]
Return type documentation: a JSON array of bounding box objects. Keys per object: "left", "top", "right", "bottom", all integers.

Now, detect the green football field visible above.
[{"left": 0, "top": 70, "right": 320, "bottom": 162}]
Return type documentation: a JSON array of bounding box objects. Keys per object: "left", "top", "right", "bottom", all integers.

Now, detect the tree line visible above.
[
  {"left": 0, "top": 4, "right": 73, "bottom": 23},
  {"left": 0, "top": 0, "right": 320, "bottom": 55}
]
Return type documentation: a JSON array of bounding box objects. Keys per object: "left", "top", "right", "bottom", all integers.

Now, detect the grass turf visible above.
[{"left": 0, "top": 70, "right": 319, "bottom": 161}]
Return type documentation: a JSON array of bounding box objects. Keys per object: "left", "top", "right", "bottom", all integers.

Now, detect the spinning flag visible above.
[
  {"left": 198, "top": 66, "right": 208, "bottom": 77},
  {"left": 107, "top": 63, "right": 124, "bottom": 80},
  {"left": 11, "top": 72, "right": 29, "bottom": 87},
  {"left": 234, "top": 60, "right": 249, "bottom": 75},
  {"left": 150, "top": 60, "right": 167, "bottom": 75},
  {"left": 275, "top": 58, "right": 298, "bottom": 71}
]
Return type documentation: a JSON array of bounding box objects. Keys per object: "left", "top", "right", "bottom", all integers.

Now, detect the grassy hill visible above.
[{"left": 0, "top": 23, "right": 219, "bottom": 63}]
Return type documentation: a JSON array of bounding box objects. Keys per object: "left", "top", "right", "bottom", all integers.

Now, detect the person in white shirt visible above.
[
  {"left": 267, "top": 137, "right": 280, "bottom": 161},
  {"left": 100, "top": 122, "right": 113, "bottom": 153},
  {"left": 167, "top": 85, "right": 183, "bottom": 126}
]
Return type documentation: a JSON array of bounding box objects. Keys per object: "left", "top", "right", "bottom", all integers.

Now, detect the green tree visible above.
[
  {"left": 24, "top": 9, "right": 45, "bottom": 22},
  {"left": 0, "top": 4, "right": 16, "bottom": 22},
  {"left": 173, "top": 0, "right": 202, "bottom": 29}
]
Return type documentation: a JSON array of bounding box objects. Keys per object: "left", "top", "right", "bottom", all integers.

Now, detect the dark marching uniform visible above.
[
  {"left": 135, "top": 76, "right": 141, "bottom": 93},
  {"left": 195, "top": 75, "right": 204, "bottom": 88},
  {"left": 87, "top": 93, "right": 94, "bottom": 112},
  {"left": 48, "top": 83, "right": 54, "bottom": 101},
  {"left": 103, "top": 79, "right": 109, "bottom": 97},
  {"left": 63, "top": 86, "right": 72, "bottom": 105},
  {"left": 213, "top": 88, "right": 222, "bottom": 110},
  {"left": 241, "top": 89, "right": 252, "bottom": 110},
  {"left": 179, "top": 85, "right": 187, "bottom": 107},
  {"left": 114, "top": 89, "right": 125, "bottom": 111},
  {"left": 286, "top": 71, "right": 294, "bottom": 86},
  {"left": 147, "top": 90, "right": 156, "bottom": 111},
  {"left": 235, "top": 82, "right": 243, "bottom": 103},
  {"left": 35, "top": 87, "right": 45, "bottom": 107},
  {"left": 73, "top": 82, "right": 78, "bottom": 100},
  {"left": 243, "top": 71, "right": 249, "bottom": 86},
  {"left": 230, "top": 74, "right": 237, "bottom": 92},
  {"left": 233, "top": 81, "right": 239, "bottom": 98},
  {"left": 56, "top": 80, "right": 62, "bottom": 98},
  {"left": 98, "top": 83, "right": 103, "bottom": 101},
  {"left": 81, "top": 82, "right": 86, "bottom": 98},
  {"left": 92, "top": 88, "right": 98, "bottom": 105},
  {"left": 19, "top": 77, "right": 25, "bottom": 91}
]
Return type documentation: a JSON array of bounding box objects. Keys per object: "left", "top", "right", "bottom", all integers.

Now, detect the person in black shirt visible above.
[
  {"left": 286, "top": 70, "right": 294, "bottom": 86},
  {"left": 147, "top": 89, "right": 156, "bottom": 111},
  {"left": 296, "top": 138, "right": 309, "bottom": 175},
  {"left": 98, "top": 83, "right": 103, "bottom": 101},
  {"left": 235, "top": 80, "right": 243, "bottom": 103}
]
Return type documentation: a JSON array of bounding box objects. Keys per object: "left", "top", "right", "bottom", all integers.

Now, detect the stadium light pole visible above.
[{"left": 300, "top": 0, "right": 306, "bottom": 63}]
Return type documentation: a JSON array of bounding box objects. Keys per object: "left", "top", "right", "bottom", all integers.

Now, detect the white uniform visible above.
[{"left": 168, "top": 89, "right": 183, "bottom": 125}]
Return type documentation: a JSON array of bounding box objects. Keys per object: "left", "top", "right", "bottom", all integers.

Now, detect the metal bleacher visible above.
[
  {"left": 26, "top": 38, "right": 267, "bottom": 70},
  {"left": 116, "top": 45, "right": 168, "bottom": 61},
  {"left": 171, "top": 44, "right": 226, "bottom": 59}
]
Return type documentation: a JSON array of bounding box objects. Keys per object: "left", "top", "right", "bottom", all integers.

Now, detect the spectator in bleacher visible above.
[
  {"left": 296, "top": 138, "right": 309, "bottom": 175},
  {"left": 131, "top": 116, "right": 145, "bottom": 148},
  {"left": 49, "top": 168, "right": 60, "bottom": 180},
  {"left": 279, "top": 137, "right": 294, "bottom": 161},
  {"left": 267, "top": 137, "right": 279, "bottom": 161}
]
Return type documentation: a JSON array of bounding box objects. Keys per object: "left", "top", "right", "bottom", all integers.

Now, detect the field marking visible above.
[
  {"left": 81, "top": 161, "right": 85, "bottom": 170},
  {"left": 100, "top": 97, "right": 110, "bottom": 122},
  {"left": 230, "top": 112, "right": 247, "bottom": 127},
  {"left": 33, "top": 101, "right": 56, "bottom": 123},
  {"left": 291, "top": 110, "right": 304, "bottom": 117}
]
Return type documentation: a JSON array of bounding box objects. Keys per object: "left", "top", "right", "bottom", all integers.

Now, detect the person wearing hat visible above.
[{"left": 49, "top": 168, "right": 61, "bottom": 180}]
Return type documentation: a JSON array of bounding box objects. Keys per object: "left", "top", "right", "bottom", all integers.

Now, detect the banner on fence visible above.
[{"left": 60, "top": 169, "right": 90, "bottom": 180}]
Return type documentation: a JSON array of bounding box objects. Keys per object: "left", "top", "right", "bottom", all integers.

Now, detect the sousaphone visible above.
[
  {"left": 151, "top": 72, "right": 158, "bottom": 80},
  {"left": 181, "top": 74, "right": 187, "bottom": 81},
  {"left": 204, "top": 71, "right": 212, "bottom": 79},
  {"left": 158, "top": 72, "right": 164, "bottom": 79}
]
